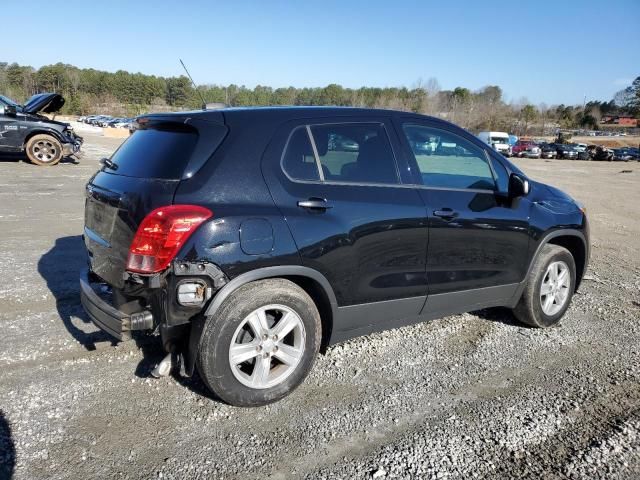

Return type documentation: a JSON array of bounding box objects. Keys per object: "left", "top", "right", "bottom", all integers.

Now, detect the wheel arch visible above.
[
  {"left": 509, "top": 229, "right": 588, "bottom": 308},
  {"left": 24, "top": 129, "right": 66, "bottom": 148},
  {"left": 184, "top": 266, "right": 338, "bottom": 376},
  {"left": 546, "top": 234, "right": 587, "bottom": 290}
]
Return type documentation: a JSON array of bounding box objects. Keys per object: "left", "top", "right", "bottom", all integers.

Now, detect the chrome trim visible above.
[{"left": 305, "top": 125, "right": 324, "bottom": 181}]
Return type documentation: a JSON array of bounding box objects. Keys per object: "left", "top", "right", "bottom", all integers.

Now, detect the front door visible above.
[
  {"left": 0, "top": 110, "right": 21, "bottom": 150},
  {"left": 396, "top": 120, "right": 531, "bottom": 313},
  {"left": 262, "top": 116, "right": 428, "bottom": 332}
]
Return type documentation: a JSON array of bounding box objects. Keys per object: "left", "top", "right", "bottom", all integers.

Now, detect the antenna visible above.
[{"left": 180, "top": 59, "right": 207, "bottom": 110}]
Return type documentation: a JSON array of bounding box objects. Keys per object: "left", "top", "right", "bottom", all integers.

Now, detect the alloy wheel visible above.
[
  {"left": 540, "top": 260, "right": 571, "bottom": 316},
  {"left": 229, "top": 304, "right": 306, "bottom": 389},
  {"left": 32, "top": 140, "right": 58, "bottom": 163}
]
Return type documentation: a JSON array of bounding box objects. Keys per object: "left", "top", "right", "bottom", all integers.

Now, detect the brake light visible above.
[{"left": 126, "top": 205, "right": 213, "bottom": 274}]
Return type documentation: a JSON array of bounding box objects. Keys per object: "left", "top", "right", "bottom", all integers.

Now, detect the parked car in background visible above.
[
  {"left": 512, "top": 140, "right": 541, "bottom": 158},
  {"left": 589, "top": 145, "right": 614, "bottom": 161},
  {"left": 612, "top": 148, "right": 637, "bottom": 161},
  {"left": 555, "top": 144, "right": 579, "bottom": 160},
  {"left": 80, "top": 107, "right": 589, "bottom": 407},
  {"left": 111, "top": 118, "right": 132, "bottom": 128},
  {"left": 571, "top": 143, "right": 588, "bottom": 153},
  {"left": 89, "top": 115, "right": 111, "bottom": 126},
  {"left": 539, "top": 143, "right": 557, "bottom": 159},
  {"left": 334, "top": 135, "right": 359, "bottom": 152},
  {"left": 98, "top": 116, "right": 115, "bottom": 127},
  {"left": 105, "top": 117, "right": 125, "bottom": 127},
  {"left": 477, "top": 131, "right": 512, "bottom": 156},
  {"left": 0, "top": 93, "right": 83, "bottom": 165}
]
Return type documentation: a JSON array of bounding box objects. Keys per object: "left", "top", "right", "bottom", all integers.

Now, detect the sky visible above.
[{"left": 5, "top": 0, "right": 639, "bottom": 106}]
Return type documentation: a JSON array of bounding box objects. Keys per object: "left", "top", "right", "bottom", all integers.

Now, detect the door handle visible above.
[
  {"left": 433, "top": 208, "right": 459, "bottom": 219},
  {"left": 297, "top": 197, "right": 332, "bottom": 210}
]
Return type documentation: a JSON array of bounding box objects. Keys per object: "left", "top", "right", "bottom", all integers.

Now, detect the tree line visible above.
[{"left": 1, "top": 62, "right": 637, "bottom": 135}]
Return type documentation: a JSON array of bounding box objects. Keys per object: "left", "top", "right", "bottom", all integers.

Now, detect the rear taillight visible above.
[{"left": 126, "top": 205, "right": 213, "bottom": 274}]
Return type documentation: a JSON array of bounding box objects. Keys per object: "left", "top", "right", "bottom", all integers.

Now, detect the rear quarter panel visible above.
[{"left": 172, "top": 113, "right": 301, "bottom": 279}]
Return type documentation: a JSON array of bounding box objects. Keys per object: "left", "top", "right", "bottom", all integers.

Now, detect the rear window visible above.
[{"left": 109, "top": 125, "right": 198, "bottom": 179}]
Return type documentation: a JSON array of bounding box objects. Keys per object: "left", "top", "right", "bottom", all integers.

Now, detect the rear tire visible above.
[
  {"left": 513, "top": 244, "right": 576, "bottom": 328},
  {"left": 25, "top": 134, "right": 63, "bottom": 166},
  {"left": 197, "top": 278, "right": 321, "bottom": 407}
]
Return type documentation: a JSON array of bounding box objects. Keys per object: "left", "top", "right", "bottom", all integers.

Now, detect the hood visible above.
[
  {"left": 22, "top": 93, "right": 65, "bottom": 114},
  {"left": 528, "top": 180, "right": 582, "bottom": 215},
  {"left": 530, "top": 180, "right": 578, "bottom": 203}
]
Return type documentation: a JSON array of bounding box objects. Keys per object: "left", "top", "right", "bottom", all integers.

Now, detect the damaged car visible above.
[
  {"left": 81, "top": 107, "right": 590, "bottom": 407},
  {"left": 0, "top": 93, "right": 83, "bottom": 166}
]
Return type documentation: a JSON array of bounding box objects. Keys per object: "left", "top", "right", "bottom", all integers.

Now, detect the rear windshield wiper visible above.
[{"left": 100, "top": 157, "right": 118, "bottom": 171}]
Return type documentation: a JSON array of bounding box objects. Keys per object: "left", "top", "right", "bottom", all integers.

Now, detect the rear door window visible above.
[
  {"left": 402, "top": 124, "right": 496, "bottom": 190},
  {"left": 281, "top": 122, "right": 401, "bottom": 185},
  {"left": 281, "top": 127, "right": 320, "bottom": 181},
  {"left": 310, "top": 123, "right": 399, "bottom": 184},
  {"left": 109, "top": 125, "right": 198, "bottom": 179}
]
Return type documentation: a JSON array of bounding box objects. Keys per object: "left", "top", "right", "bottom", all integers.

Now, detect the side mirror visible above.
[
  {"left": 4, "top": 105, "right": 17, "bottom": 117},
  {"left": 508, "top": 173, "right": 530, "bottom": 198}
]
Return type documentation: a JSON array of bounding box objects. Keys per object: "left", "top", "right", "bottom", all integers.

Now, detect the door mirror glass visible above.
[
  {"left": 4, "top": 104, "right": 17, "bottom": 116},
  {"left": 508, "top": 173, "right": 530, "bottom": 198}
]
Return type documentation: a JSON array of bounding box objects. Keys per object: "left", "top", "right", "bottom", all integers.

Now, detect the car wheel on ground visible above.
[
  {"left": 513, "top": 244, "right": 576, "bottom": 328},
  {"left": 197, "top": 278, "right": 322, "bottom": 407},
  {"left": 25, "top": 134, "right": 63, "bottom": 166}
]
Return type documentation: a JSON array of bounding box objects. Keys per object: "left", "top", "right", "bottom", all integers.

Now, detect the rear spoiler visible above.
[{"left": 135, "top": 111, "right": 228, "bottom": 179}]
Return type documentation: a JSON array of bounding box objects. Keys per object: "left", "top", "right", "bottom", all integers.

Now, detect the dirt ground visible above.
[{"left": 0, "top": 133, "right": 639, "bottom": 479}]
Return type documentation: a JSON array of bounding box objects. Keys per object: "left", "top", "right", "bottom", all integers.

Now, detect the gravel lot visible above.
[{"left": 0, "top": 134, "right": 639, "bottom": 479}]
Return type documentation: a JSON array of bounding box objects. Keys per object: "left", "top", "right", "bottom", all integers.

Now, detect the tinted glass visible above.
[
  {"left": 491, "top": 156, "right": 509, "bottom": 192},
  {"left": 109, "top": 126, "right": 198, "bottom": 179},
  {"left": 310, "top": 123, "right": 399, "bottom": 184},
  {"left": 281, "top": 127, "right": 320, "bottom": 181},
  {"left": 402, "top": 124, "right": 495, "bottom": 190}
]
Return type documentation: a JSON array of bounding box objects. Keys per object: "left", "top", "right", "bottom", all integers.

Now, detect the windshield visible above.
[{"left": 490, "top": 136, "right": 508, "bottom": 144}]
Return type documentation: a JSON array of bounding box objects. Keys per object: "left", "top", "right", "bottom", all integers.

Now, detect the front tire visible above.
[
  {"left": 25, "top": 134, "right": 63, "bottom": 166},
  {"left": 513, "top": 244, "right": 576, "bottom": 328},
  {"left": 197, "top": 279, "right": 321, "bottom": 407}
]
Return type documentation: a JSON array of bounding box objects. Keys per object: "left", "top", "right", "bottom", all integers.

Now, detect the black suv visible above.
[
  {"left": 81, "top": 107, "right": 589, "bottom": 406},
  {"left": 0, "top": 93, "right": 82, "bottom": 165}
]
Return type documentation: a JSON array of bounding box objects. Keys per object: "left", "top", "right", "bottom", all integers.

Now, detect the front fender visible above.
[
  {"left": 24, "top": 127, "right": 71, "bottom": 147},
  {"left": 507, "top": 226, "right": 588, "bottom": 308}
]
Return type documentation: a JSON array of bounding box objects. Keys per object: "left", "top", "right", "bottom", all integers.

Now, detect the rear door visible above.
[
  {"left": 395, "top": 119, "right": 531, "bottom": 312},
  {"left": 84, "top": 117, "right": 227, "bottom": 288},
  {"left": 262, "top": 116, "right": 428, "bottom": 331}
]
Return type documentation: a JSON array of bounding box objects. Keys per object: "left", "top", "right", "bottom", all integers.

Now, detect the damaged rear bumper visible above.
[{"left": 80, "top": 269, "right": 152, "bottom": 341}]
